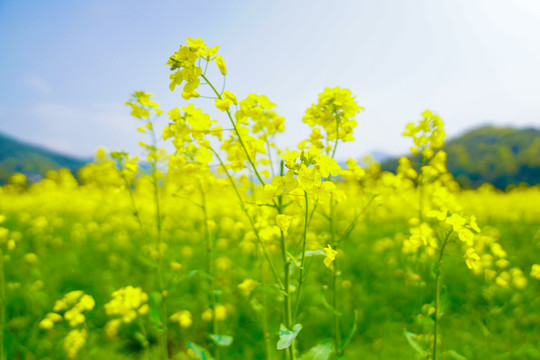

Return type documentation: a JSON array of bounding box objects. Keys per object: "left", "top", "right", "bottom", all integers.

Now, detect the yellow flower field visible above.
[{"left": 0, "top": 38, "right": 539, "bottom": 360}]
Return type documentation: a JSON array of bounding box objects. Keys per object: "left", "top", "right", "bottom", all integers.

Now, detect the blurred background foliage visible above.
[
  {"left": 2, "top": 125, "right": 539, "bottom": 189},
  {"left": 381, "top": 126, "right": 540, "bottom": 189}
]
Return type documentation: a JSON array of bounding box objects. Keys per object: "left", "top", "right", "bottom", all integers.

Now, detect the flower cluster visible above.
[
  {"left": 39, "top": 290, "right": 95, "bottom": 329},
  {"left": 125, "top": 91, "right": 162, "bottom": 119},
  {"left": 301, "top": 87, "right": 363, "bottom": 152},
  {"left": 105, "top": 286, "right": 149, "bottom": 323},
  {"left": 234, "top": 94, "right": 285, "bottom": 141},
  {"left": 104, "top": 286, "right": 149, "bottom": 338},
  {"left": 402, "top": 109, "right": 446, "bottom": 156},
  {"left": 166, "top": 37, "right": 225, "bottom": 99},
  {"left": 169, "top": 310, "right": 193, "bottom": 328},
  {"left": 265, "top": 145, "right": 341, "bottom": 199},
  {"left": 39, "top": 291, "right": 95, "bottom": 359}
]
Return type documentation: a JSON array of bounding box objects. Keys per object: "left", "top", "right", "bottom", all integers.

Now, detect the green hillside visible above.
[
  {"left": 0, "top": 132, "right": 88, "bottom": 184},
  {"left": 1, "top": 126, "right": 539, "bottom": 188},
  {"left": 381, "top": 125, "right": 540, "bottom": 189}
]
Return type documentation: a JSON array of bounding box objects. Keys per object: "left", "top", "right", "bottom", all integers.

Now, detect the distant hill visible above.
[
  {"left": 381, "top": 126, "right": 540, "bottom": 189},
  {"left": 0, "top": 132, "right": 88, "bottom": 184},
  {"left": 1, "top": 126, "right": 539, "bottom": 189}
]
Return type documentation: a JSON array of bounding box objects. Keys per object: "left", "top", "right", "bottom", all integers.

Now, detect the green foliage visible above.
[
  {"left": 208, "top": 334, "right": 233, "bottom": 347},
  {"left": 300, "top": 340, "right": 333, "bottom": 360},
  {"left": 188, "top": 342, "right": 214, "bottom": 360},
  {"left": 277, "top": 324, "right": 302, "bottom": 350}
]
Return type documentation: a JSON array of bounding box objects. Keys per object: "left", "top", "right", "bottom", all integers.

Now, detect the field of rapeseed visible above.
[{"left": 1, "top": 38, "right": 539, "bottom": 360}]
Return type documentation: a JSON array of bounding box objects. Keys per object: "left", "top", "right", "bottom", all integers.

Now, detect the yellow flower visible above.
[
  {"left": 39, "top": 312, "right": 62, "bottom": 330},
  {"left": 530, "top": 264, "right": 540, "bottom": 279},
  {"left": 215, "top": 98, "right": 232, "bottom": 111},
  {"left": 238, "top": 278, "right": 259, "bottom": 296},
  {"left": 214, "top": 304, "right": 227, "bottom": 321},
  {"left": 280, "top": 150, "right": 300, "bottom": 169},
  {"left": 323, "top": 244, "right": 338, "bottom": 268},
  {"left": 276, "top": 214, "right": 292, "bottom": 232},
  {"left": 104, "top": 286, "right": 149, "bottom": 324},
  {"left": 316, "top": 155, "right": 341, "bottom": 178},
  {"left": 64, "top": 328, "right": 87, "bottom": 359},
  {"left": 216, "top": 56, "right": 227, "bottom": 75},
  {"left": 464, "top": 248, "right": 480, "bottom": 270},
  {"left": 170, "top": 310, "right": 193, "bottom": 328},
  {"left": 223, "top": 90, "right": 238, "bottom": 105}
]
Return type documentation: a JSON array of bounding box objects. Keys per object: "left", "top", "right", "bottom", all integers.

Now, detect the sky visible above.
[{"left": 1, "top": 0, "right": 540, "bottom": 161}]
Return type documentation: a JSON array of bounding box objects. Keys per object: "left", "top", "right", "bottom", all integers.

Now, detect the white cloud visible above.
[
  {"left": 25, "top": 101, "right": 149, "bottom": 157},
  {"left": 22, "top": 75, "right": 52, "bottom": 95}
]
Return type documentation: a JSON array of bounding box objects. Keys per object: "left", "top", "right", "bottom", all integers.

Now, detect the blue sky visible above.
[{"left": 1, "top": 0, "right": 539, "bottom": 160}]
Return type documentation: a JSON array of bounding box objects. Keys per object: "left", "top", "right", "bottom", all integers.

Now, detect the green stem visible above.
[
  {"left": 265, "top": 138, "right": 276, "bottom": 178},
  {"left": 418, "top": 150, "right": 426, "bottom": 222},
  {"left": 199, "top": 181, "right": 220, "bottom": 360},
  {"left": 149, "top": 125, "right": 168, "bottom": 360},
  {"left": 118, "top": 158, "right": 166, "bottom": 357},
  {"left": 259, "top": 243, "right": 273, "bottom": 360},
  {"left": 293, "top": 191, "right": 309, "bottom": 321},
  {"left": 329, "top": 197, "right": 341, "bottom": 358},
  {"left": 330, "top": 111, "right": 341, "bottom": 159},
  {"left": 137, "top": 317, "right": 150, "bottom": 360},
  {"left": 332, "top": 256, "right": 341, "bottom": 358},
  {"left": 278, "top": 162, "right": 296, "bottom": 360},
  {"left": 119, "top": 172, "right": 147, "bottom": 240},
  {"left": 200, "top": 74, "right": 266, "bottom": 186},
  {"left": 433, "top": 230, "right": 452, "bottom": 360},
  {"left": 337, "top": 196, "right": 376, "bottom": 245},
  {"left": 209, "top": 147, "right": 284, "bottom": 290}
]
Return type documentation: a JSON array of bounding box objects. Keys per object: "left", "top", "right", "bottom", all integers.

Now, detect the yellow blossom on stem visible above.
[
  {"left": 276, "top": 214, "right": 293, "bottom": 232},
  {"left": 323, "top": 244, "right": 338, "bottom": 268}
]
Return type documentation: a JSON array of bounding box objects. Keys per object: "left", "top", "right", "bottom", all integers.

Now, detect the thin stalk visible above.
[
  {"left": 120, "top": 173, "right": 147, "bottom": 239},
  {"left": 209, "top": 147, "right": 284, "bottom": 290},
  {"left": 199, "top": 182, "right": 220, "bottom": 360},
  {"left": 200, "top": 74, "right": 266, "bottom": 186},
  {"left": 337, "top": 196, "right": 376, "bottom": 245},
  {"left": 293, "top": 191, "right": 309, "bottom": 321},
  {"left": 329, "top": 196, "right": 341, "bottom": 357},
  {"left": 432, "top": 230, "right": 452, "bottom": 360},
  {"left": 136, "top": 317, "right": 150, "bottom": 360},
  {"left": 259, "top": 243, "right": 273, "bottom": 360},
  {"left": 118, "top": 158, "right": 166, "bottom": 357},
  {"left": 149, "top": 125, "right": 168, "bottom": 360},
  {"left": 332, "top": 256, "right": 341, "bottom": 358},
  {"left": 418, "top": 150, "right": 426, "bottom": 222},
  {"left": 265, "top": 138, "right": 276, "bottom": 177},
  {"left": 330, "top": 112, "right": 341, "bottom": 159},
  {"left": 278, "top": 162, "right": 296, "bottom": 360}
]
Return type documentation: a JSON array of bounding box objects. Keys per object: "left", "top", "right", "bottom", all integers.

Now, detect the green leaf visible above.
[
  {"left": 300, "top": 340, "right": 333, "bottom": 360},
  {"left": 446, "top": 350, "right": 468, "bottom": 360},
  {"left": 255, "top": 283, "right": 288, "bottom": 297},
  {"left": 188, "top": 269, "right": 215, "bottom": 281},
  {"left": 404, "top": 330, "right": 427, "bottom": 356},
  {"left": 137, "top": 254, "right": 156, "bottom": 269},
  {"left": 134, "top": 332, "right": 149, "bottom": 348},
  {"left": 187, "top": 342, "right": 214, "bottom": 360},
  {"left": 304, "top": 250, "right": 325, "bottom": 257},
  {"left": 149, "top": 291, "right": 162, "bottom": 326},
  {"left": 340, "top": 310, "right": 358, "bottom": 350},
  {"left": 287, "top": 251, "right": 302, "bottom": 268},
  {"left": 320, "top": 291, "right": 338, "bottom": 315},
  {"left": 209, "top": 334, "right": 234, "bottom": 347},
  {"left": 250, "top": 298, "right": 264, "bottom": 312},
  {"left": 277, "top": 323, "right": 302, "bottom": 350}
]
